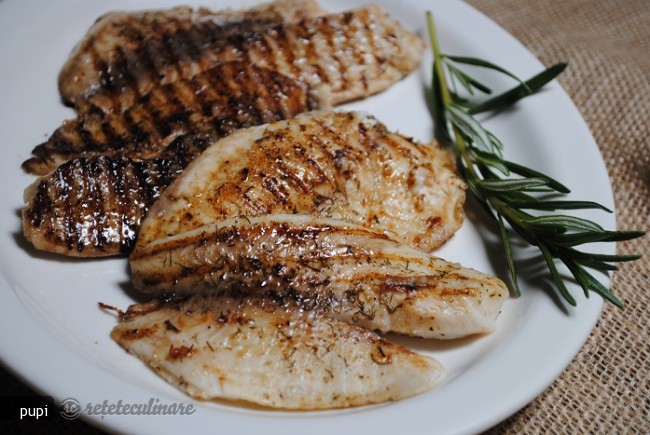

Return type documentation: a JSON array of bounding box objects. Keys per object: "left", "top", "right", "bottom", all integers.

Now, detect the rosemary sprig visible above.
[{"left": 426, "top": 12, "right": 644, "bottom": 307}]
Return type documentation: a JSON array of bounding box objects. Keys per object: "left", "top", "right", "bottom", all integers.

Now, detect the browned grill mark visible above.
[
  {"left": 315, "top": 17, "right": 345, "bottom": 88},
  {"left": 23, "top": 149, "right": 197, "bottom": 255},
  {"left": 296, "top": 19, "right": 329, "bottom": 85},
  {"left": 172, "top": 79, "right": 206, "bottom": 128},
  {"left": 73, "top": 119, "right": 100, "bottom": 154},
  {"left": 140, "top": 19, "right": 169, "bottom": 88},
  {"left": 262, "top": 175, "right": 288, "bottom": 205},
  {"left": 271, "top": 154, "right": 312, "bottom": 194},
  {"left": 150, "top": 16, "right": 179, "bottom": 83},
  {"left": 131, "top": 218, "right": 450, "bottom": 302},
  {"left": 275, "top": 24, "right": 297, "bottom": 75},
  {"left": 163, "top": 19, "right": 193, "bottom": 79},
  {"left": 133, "top": 219, "right": 380, "bottom": 259},
  {"left": 121, "top": 108, "right": 151, "bottom": 151},
  {"left": 187, "top": 74, "right": 219, "bottom": 118},
  {"left": 65, "top": 5, "right": 421, "bottom": 112},
  {"left": 25, "top": 61, "right": 319, "bottom": 176},
  {"left": 339, "top": 12, "right": 363, "bottom": 93},
  {"left": 113, "top": 46, "right": 139, "bottom": 99},
  {"left": 99, "top": 113, "right": 127, "bottom": 151}
]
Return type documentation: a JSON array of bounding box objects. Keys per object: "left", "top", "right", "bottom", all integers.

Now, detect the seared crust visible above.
[
  {"left": 22, "top": 62, "right": 324, "bottom": 257},
  {"left": 59, "top": 4, "right": 423, "bottom": 112},
  {"left": 136, "top": 111, "right": 466, "bottom": 253},
  {"left": 59, "top": 0, "right": 328, "bottom": 111},
  {"left": 131, "top": 215, "right": 507, "bottom": 339},
  {"left": 22, "top": 135, "right": 210, "bottom": 257},
  {"left": 24, "top": 61, "right": 324, "bottom": 175}
]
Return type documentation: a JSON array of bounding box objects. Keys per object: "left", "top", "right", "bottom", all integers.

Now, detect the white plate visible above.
[{"left": 0, "top": 0, "right": 612, "bottom": 433}]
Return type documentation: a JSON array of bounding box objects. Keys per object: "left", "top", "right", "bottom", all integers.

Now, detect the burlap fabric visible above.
[
  {"left": 1, "top": 0, "right": 648, "bottom": 433},
  {"left": 465, "top": 0, "right": 650, "bottom": 433}
]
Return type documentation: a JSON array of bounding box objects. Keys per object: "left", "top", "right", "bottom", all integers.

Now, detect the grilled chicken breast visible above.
[
  {"left": 110, "top": 293, "right": 444, "bottom": 409},
  {"left": 23, "top": 61, "right": 324, "bottom": 175},
  {"left": 60, "top": 3, "right": 423, "bottom": 112},
  {"left": 60, "top": 0, "right": 328, "bottom": 111},
  {"left": 136, "top": 111, "right": 466, "bottom": 254},
  {"left": 131, "top": 215, "right": 507, "bottom": 339}
]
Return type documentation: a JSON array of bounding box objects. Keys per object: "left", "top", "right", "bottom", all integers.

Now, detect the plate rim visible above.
[{"left": 0, "top": 0, "right": 610, "bottom": 434}]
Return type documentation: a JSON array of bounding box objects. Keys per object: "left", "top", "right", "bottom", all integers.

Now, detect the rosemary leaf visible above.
[
  {"left": 425, "top": 12, "right": 644, "bottom": 308},
  {"left": 563, "top": 258, "right": 623, "bottom": 307},
  {"left": 507, "top": 199, "right": 612, "bottom": 212},
  {"left": 567, "top": 250, "right": 642, "bottom": 263},
  {"left": 446, "top": 62, "right": 492, "bottom": 95},
  {"left": 468, "top": 63, "right": 568, "bottom": 114},
  {"left": 564, "top": 249, "right": 640, "bottom": 271},
  {"left": 539, "top": 243, "right": 577, "bottom": 306},
  {"left": 447, "top": 105, "right": 493, "bottom": 151},
  {"left": 552, "top": 230, "right": 644, "bottom": 247},
  {"left": 478, "top": 178, "right": 548, "bottom": 192},
  {"left": 471, "top": 148, "right": 510, "bottom": 175},
  {"left": 498, "top": 214, "right": 521, "bottom": 296},
  {"left": 503, "top": 160, "right": 570, "bottom": 193},
  {"left": 523, "top": 215, "right": 604, "bottom": 232},
  {"left": 444, "top": 54, "right": 528, "bottom": 90}
]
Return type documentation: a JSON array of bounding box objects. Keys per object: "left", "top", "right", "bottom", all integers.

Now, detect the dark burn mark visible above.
[
  {"left": 164, "top": 319, "right": 181, "bottom": 332},
  {"left": 247, "top": 257, "right": 262, "bottom": 270},
  {"left": 167, "top": 344, "right": 194, "bottom": 361},
  {"left": 370, "top": 345, "right": 392, "bottom": 365},
  {"left": 381, "top": 275, "right": 442, "bottom": 293},
  {"left": 117, "top": 323, "right": 160, "bottom": 340}
]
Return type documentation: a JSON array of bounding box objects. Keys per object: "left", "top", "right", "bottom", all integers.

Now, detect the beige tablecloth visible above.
[{"left": 1, "top": 0, "right": 648, "bottom": 433}]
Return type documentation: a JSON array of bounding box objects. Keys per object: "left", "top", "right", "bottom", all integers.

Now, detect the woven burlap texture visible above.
[{"left": 465, "top": 0, "right": 649, "bottom": 433}]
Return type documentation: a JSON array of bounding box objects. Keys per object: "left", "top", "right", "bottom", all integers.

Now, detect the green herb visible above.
[{"left": 426, "top": 12, "right": 644, "bottom": 307}]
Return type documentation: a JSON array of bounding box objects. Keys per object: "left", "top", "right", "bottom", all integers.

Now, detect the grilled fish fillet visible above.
[
  {"left": 110, "top": 293, "right": 444, "bottom": 409},
  {"left": 131, "top": 215, "right": 507, "bottom": 339},
  {"left": 59, "top": 0, "right": 328, "bottom": 111},
  {"left": 60, "top": 3, "right": 423, "bottom": 112},
  {"left": 23, "top": 61, "right": 325, "bottom": 175},
  {"left": 22, "top": 63, "right": 323, "bottom": 257},
  {"left": 22, "top": 136, "right": 212, "bottom": 257},
  {"left": 136, "top": 111, "right": 466, "bottom": 254}
]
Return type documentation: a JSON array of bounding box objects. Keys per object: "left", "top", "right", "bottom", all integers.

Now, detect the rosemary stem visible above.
[
  {"left": 425, "top": 10, "right": 642, "bottom": 307},
  {"left": 427, "top": 12, "right": 476, "bottom": 177},
  {"left": 426, "top": 12, "right": 451, "bottom": 107}
]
